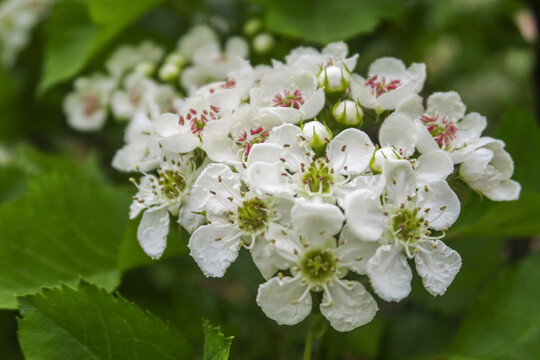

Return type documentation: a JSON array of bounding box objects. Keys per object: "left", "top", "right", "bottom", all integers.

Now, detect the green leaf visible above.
[
  {"left": 249, "top": 0, "right": 404, "bottom": 44},
  {"left": 449, "top": 254, "right": 540, "bottom": 360},
  {"left": 450, "top": 192, "right": 540, "bottom": 239},
  {"left": 0, "top": 174, "right": 130, "bottom": 309},
  {"left": 39, "top": 0, "right": 163, "bottom": 94},
  {"left": 203, "top": 320, "right": 233, "bottom": 360},
  {"left": 17, "top": 281, "right": 193, "bottom": 360}
]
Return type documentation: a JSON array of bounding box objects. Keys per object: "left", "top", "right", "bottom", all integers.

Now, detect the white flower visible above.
[
  {"left": 63, "top": 74, "right": 116, "bottom": 132},
  {"left": 249, "top": 65, "right": 325, "bottom": 124},
  {"left": 130, "top": 154, "right": 204, "bottom": 259},
  {"left": 112, "top": 113, "right": 161, "bottom": 172},
  {"left": 106, "top": 41, "right": 164, "bottom": 79},
  {"left": 285, "top": 42, "right": 358, "bottom": 76},
  {"left": 111, "top": 73, "right": 159, "bottom": 120},
  {"left": 350, "top": 57, "right": 426, "bottom": 111},
  {"left": 394, "top": 92, "right": 487, "bottom": 163},
  {"left": 345, "top": 160, "right": 462, "bottom": 301},
  {"left": 246, "top": 124, "right": 377, "bottom": 206},
  {"left": 459, "top": 138, "right": 520, "bottom": 201},
  {"left": 176, "top": 24, "right": 219, "bottom": 60},
  {"left": 187, "top": 163, "right": 293, "bottom": 278},
  {"left": 256, "top": 200, "right": 378, "bottom": 332}
]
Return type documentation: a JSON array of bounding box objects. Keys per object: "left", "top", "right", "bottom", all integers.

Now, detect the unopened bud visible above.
[
  {"left": 370, "top": 147, "right": 399, "bottom": 174},
  {"left": 244, "top": 18, "right": 263, "bottom": 37},
  {"left": 318, "top": 66, "right": 350, "bottom": 93},
  {"left": 332, "top": 100, "right": 363, "bottom": 126},
  {"left": 302, "top": 121, "right": 332, "bottom": 154},
  {"left": 253, "top": 33, "right": 275, "bottom": 55},
  {"left": 165, "top": 53, "right": 188, "bottom": 68},
  {"left": 134, "top": 62, "right": 155, "bottom": 77},
  {"left": 159, "top": 63, "right": 180, "bottom": 82}
]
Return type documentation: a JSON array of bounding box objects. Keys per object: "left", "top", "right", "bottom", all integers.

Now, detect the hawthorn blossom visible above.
[
  {"left": 350, "top": 57, "right": 426, "bottom": 111},
  {"left": 246, "top": 123, "right": 377, "bottom": 206},
  {"left": 459, "top": 139, "right": 521, "bottom": 201},
  {"left": 257, "top": 200, "right": 378, "bottom": 332},
  {"left": 130, "top": 153, "right": 205, "bottom": 259},
  {"left": 106, "top": 41, "right": 164, "bottom": 79},
  {"left": 188, "top": 163, "right": 294, "bottom": 279},
  {"left": 63, "top": 74, "right": 116, "bottom": 131},
  {"left": 345, "top": 160, "right": 462, "bottom": 301}
]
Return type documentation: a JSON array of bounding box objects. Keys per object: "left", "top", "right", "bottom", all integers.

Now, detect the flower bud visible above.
[
  {"left": 332, "top": 100, "right": 363, "bottom": 127},
  {"left": 370, "top": 147, "right": 399, "bottom": 174},
  {"left": 244, "top": 18, "right": 263, "bottom": 37},
  {"left": 134, "top": 62, "right": 155, "bottom": 77},
  {"left": 165, "top": 53, "right": 188, "bottom": 68},
  {"left": 159, "top": 63, "right": 180, "bottom": 82},
  {"left": 302, "top": 121, "right": 332, "bottom": 154},
  {"left": 253, "top": 33, "right": 275, "bottom": 55},
  {"left": 318, "top": 66, "right": 350, "bottom": 93}
]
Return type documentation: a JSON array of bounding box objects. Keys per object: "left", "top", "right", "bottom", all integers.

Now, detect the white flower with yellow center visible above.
[
  {"left": 246, "top": 123, "right": 378, "bottom": 206},
  {"left": 188, "top": 163, "right": 294, "bottom": 279},
  {"left": 256, "top": 200, "right": 378, "bottom": 332},
  {"left": 345, "top": 160, "right": 462, "bottom": 301}
]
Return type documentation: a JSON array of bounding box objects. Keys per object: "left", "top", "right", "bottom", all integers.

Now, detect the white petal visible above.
[
  {"left": 368, "top": 57, "right": 407, "bottom": 78},
  {"left": 251, "top": 238, "right": 279, "bottom": 280},
  {"left": 188, "top": 224, "right": 242, "bottom": 277},
  {"left": 160, "top": 133, "right": 200, "bottom": 153},
  {"left": 344, "top": 190, "right": 385, "bottom": 242},
  {"left": 379, "top": 112, "right": 417, "bottom": 157},
  {"left": 396, "top": 94, "right": 424, "bottom": 118},
  {"left": 320, "top": 281, "right": 378, "bottom": 332},
  {"left": 338, "top": 225, "right": 381, "bottom": 274},
  {"left": 202, "top": 135, "right": 239, "bottom": 164},
  {"left": 415, "top": 240, "right": 462, "bottom": 296},
  {"left": 414, "top": 120, "right": 439, "bottom": 154},
  {"left": 291, "top": 200, "right": 344, "bottom": 246},
  {"left": 266, "top": 222, "right": 302, "bottom": 269},
  {"left": 245, "top": 162, "right": 294, "bottom": 196},
  {"left": 155, "top": 113, "right": 180, "bottom": 137},
  {"left": 426, "top": 91, "right": 466, "bottom": 121},
  {"left": 191, "top": 163, "right": 240, "bottom": 214},
  {"left": 367, "top": 244, "right": 412, "bottom": 302},
  {"left": 382, "top": 160, "right": 416, "bottom": 205},
  {"left": 300, "top": 88, "right": 325, "bottom": 119},
  {"left": 455, "top": 112, "right": 487, "bottom": 146},
  {"left": 327, "top": 128, "right": 375, "bottom": 175},
  {"left": 415, "top": 151, "right": 454, "bottom": 186},
  {"left": 137, "top": 208, "right": 170, "bottom": 259},
  {"left": 177, "top": 195, "right": 205, "bottom": 234},
  {"left": 483, "top": 179, "right": 521, "bottom": 201},
  {"left": 256, "top": 276, "right": 312, "bottom": 325},
  {"left": 418, "top": 180, "right": 460, "bottom": 230},
  {"left": 246, "top": 143, "right": 282, "bottom": 167}
]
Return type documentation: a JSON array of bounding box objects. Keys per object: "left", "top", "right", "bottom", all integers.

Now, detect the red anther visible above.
[
  {"left": 250, "top": 126, "right": 264, "bottom": 135},
  {"left": 210, "top": 105, "right": 220, "bottom": 113},
  {"left": 201, "top": 114, "right": 208, "bottom": 122},
  {"left": 189, "top": 108, "right": 197, "bottom": 115},
  {"left": 203, "top": 110, "right": 208, "bottom": 115},
  {"left": 179, "top": 115, "right": 185, "bottom": 125},
  {"left": 221, "top": 78, "right": 237, "bottom": 89},
  {"left": 209, "top": 88, "right": 215, "bottom": 93},
  {"left": 210, "top": 112, "right": 217, "bottom": 120},
  {"left": 186, "top": 113, "right": 192, "bottom": 120},
  {"left": 272, "top": 89, "right": 304, "bottom": 109},
  {"left": 365, "top": 75, "right": 377, "bottom": 86}
]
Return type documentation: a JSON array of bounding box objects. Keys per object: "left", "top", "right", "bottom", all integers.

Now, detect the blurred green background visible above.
[{"left": 1, "top": 0, "right": 539, "bottom": 359}]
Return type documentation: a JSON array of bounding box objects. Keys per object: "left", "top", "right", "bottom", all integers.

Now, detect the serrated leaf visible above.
[
  {"left": 449, "top": 254, "right": 540, "bottom": 360},
  {"left": 0, "top": 174, "right": 130, "bottom": 309},
  {"left": 39, "top": 0, "right": 163, "bottom": 94},
  {"left": 17, "top": 281, "right": 193, "bottom": 360},
  {"left": 203, "top": 320, "right": 233, "bottom": 360},
  {"left": 248, "top": 0, "right": 404, "bottom": 44}
]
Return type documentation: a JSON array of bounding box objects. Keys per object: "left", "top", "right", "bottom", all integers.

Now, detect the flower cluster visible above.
[
  {"left": 67, "top": 28, "right": 521, "bottom": 332},
  {"left": 0, "top": 0, "right": 55, "bottom": 66}
]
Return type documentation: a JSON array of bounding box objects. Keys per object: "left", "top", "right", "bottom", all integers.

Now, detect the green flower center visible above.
[
  {"left": 302, "top": 159, "right": 334, "bottom": 194},
  {"left": 392, "top": 207, "right": 425, "bottom": 244},
  {"left": 236, "top": 198, "right": 269, "bottom": 233},
  {"left": 158, "top": 169, "right": 186, "bottom": 200},
  {"left": 300, "top": 248, "right": 336, "bottom": 282}
]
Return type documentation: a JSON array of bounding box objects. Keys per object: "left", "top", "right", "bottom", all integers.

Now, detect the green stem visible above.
[{"left": 303, "top": 319, "right": 315, "bottom": 360}]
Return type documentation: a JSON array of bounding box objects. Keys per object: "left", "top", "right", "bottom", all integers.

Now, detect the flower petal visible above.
[
  {"left": 137, "top": 207, "right": 170, "bottom": 259},
  {"left": 320, "top": 281, "right": 378, "bottom": 332},
  {"left": 188, "top": 223, "right": 242, "bottom": 277},
  {"left": 291, "top": 200, "right": 344, "bottom": 246},
  {"left": 256, "top": 276, "right": 312, "bottom": 325},
  {"left": 327, "top": 128, "right": 375, "bottom": 175},
  {"left": 379, "top": 112, "right": 417, "bottom": 157},
  {"left": 418, "top": 180, "right": 460, "bottom": 230},
  {"left": 338, "top": 225, "right": 381, "bottom": 274},
  {"left": 415, "top": 240, "right": 462, "bottom": 296},
  {"left": 251, "top": 239, "right": 279, "bottom": 280},
  {"left": 344, "top": 190, "right": 385, "bottom": 242},
  {"left": 415, "top": 151, "right": 454, "bottom": 186},
  {"left": 426, "top": 91, "right": 466, "bottom": 122},
  {"left": 483, "top": 179, "right": 521, "bottom": 201},
  {"left": 367, "top": 244, "right": 412, "bottom": 302},
  {"left": 382, "top": 159, "right": 416, "bottom": 205},
  {"left": 245, "top": 162, "right": 294, "bottom": 196},
  {"left": 300, "top": 88, "right": 325, "bottom": 119}
]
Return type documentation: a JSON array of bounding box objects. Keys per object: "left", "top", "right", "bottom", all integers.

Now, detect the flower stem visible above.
[{"left": 303, "top": 318, "right": 315, "bottom": 360}]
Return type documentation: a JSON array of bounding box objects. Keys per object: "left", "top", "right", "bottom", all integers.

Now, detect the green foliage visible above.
[
  {"left": 246, "top": 0, "right": 404, "bottom": 44},
  {"left": 203, "top": 320, "right": 233, "bottom": 360},
  {"left": 450, "top": 254, "right": 540, "bottom": 360},
  {"left": 40, "top": 0, "right": 163, "bottom": 94},
  {"left": 17, "top": 281, "right": 193, "bottom": 360},
  {"left": 0, "top": 173, "right": 130, "bottom": 309}
]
